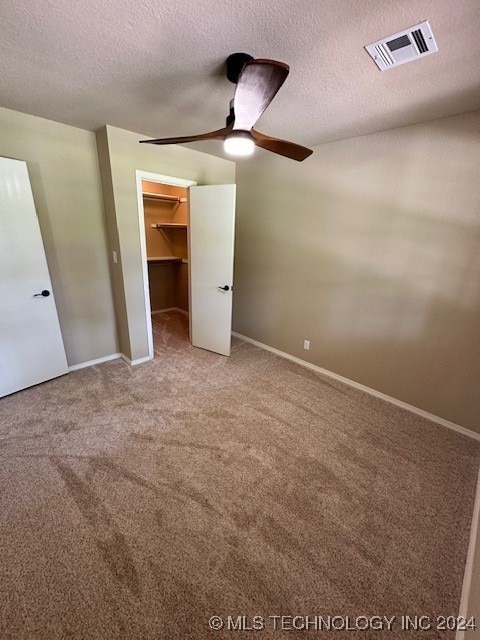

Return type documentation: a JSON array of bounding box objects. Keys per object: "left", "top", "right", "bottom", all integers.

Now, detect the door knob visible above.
[
  {"left": 34, "top": 290, "right": 50, "bottom": 297},
  {"left": 218, "top": 285, "right": 230, "bottom": 291}
]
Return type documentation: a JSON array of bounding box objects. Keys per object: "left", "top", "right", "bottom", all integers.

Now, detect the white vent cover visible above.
[{"left": 365, "top": 20, "right": 438, "bottom": 70}]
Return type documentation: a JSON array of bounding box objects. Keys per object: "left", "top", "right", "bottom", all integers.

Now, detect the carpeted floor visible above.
[{"left": 0, "top": 310, "right": 478, "bottom": 639}]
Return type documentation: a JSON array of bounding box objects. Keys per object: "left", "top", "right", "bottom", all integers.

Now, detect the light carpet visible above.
[{"left": 0, "top": 311, "right": 478, "bottom": 639}]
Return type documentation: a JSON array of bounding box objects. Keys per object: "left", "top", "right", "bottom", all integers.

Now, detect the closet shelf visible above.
[
  {"left": 143, "top": 192, "right": 187, "bottom": 204},
  {"left": 147, "top": 256, "right": 182, "bottom": 263},
  {"left": 151, "top": 223, "right": 187, "bottom": 229}
]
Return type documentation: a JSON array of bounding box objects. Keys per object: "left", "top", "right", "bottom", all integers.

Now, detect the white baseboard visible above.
[
  {"left": 68, "top": 353, "right": 121, "bottom": 372},
  {"left": 232, "top": 332, "right": 480, "bottom": 442},
  {"left": 151, "top": 307, "right": 176, "bottom": 314},
  {"left": 457, "top": 468, "right": 480, "bottom": 639},
  {"left": 120, "top": 353, "right": 153, "bottom": 366},
  {"left": 152, "top": 307, "right": 189, "bottom": 316}
]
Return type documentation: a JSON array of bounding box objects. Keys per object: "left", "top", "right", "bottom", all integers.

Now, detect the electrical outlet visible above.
[{"left": 304, "top": 339, "right": 310, "bottom": 350}]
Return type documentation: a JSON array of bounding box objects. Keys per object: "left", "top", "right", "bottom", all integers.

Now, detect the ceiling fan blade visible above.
[
  {"left": 233, "top": 59, "right": 289, "bottom": 131},
  {"left": 140, "top": 126, "right": 231, "bottom": 145},
  {"left": 252, "top": 130, "right": 313, "bottom": 162}
]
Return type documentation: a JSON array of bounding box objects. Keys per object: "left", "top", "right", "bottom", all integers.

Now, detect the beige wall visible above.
[
  {"left": 234, "top": 110, "right": 480, "bottom": 433},
  {"left": 0, "top": 107, "right": 118, "bottom": 366},
  {"left": 96, "top": 125, "right": 235, "bottom": 361},
  {"left": 148, "top": 263, "right": 177, "bottom": 311}
]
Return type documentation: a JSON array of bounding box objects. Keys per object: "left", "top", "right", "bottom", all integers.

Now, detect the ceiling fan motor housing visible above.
[{"left": 226, "top": 53, "right": 254, "bottom": 84}]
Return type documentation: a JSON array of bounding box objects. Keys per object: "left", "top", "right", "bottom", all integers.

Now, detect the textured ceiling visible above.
[{"left": 1, "top": 0, "right": 479, "bottom": 152}]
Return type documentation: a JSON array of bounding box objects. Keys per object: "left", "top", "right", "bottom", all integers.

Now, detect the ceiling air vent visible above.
[{"left": 365, "top": 20, "right": 438, "bottom": 70}]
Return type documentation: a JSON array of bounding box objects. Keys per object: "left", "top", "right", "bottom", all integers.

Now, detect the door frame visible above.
[{"left": 135, "top": 170, "right": 197, "bottom": 359}]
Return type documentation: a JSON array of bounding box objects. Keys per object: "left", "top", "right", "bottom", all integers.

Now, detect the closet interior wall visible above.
[{"left": 142, "top": 180, "right": 189, "bottom": 315}]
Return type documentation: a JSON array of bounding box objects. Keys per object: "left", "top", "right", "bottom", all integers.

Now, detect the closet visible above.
[
  {"left": 140, "top": 177, "right": 236, "bottom": 357},
  {"left": 142, "top": 180, "right": 190, "bottom": 321}
]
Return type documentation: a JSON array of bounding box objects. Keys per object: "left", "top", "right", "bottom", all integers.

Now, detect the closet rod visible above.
[{"left": 143, "top": 192, "right": 187, "bottom": 204}]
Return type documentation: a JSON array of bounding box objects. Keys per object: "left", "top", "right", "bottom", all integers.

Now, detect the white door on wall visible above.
[
  {"left": 188, "top": 184, "right": 236, "bottom": 356},
  {"left": 0, "top": 157, "right": 68, "bottom": 397}
]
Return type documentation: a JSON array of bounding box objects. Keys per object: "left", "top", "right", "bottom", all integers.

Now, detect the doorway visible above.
[
  {"left": 135, "top": 171, "right": 196, "bottom": 360},
  {"left": 135, "top": 170, "right": 236, "bottom": 360}
]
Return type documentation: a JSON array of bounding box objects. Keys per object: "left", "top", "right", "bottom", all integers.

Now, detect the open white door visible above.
[
  {"left": 0, "top": 157, "right": 68, "bottom": 397},
  {"left": 189, "top": 184, "right": 236, "bottom": 356}
]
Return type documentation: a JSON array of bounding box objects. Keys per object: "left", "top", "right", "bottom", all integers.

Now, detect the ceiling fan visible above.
[{"left": 140, "top": 53, "right": 313, "bottom": 162}]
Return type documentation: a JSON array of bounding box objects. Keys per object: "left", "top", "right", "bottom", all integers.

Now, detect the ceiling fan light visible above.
[{"left": 223, "top": 132, "right": 255, "bottom": 157}]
